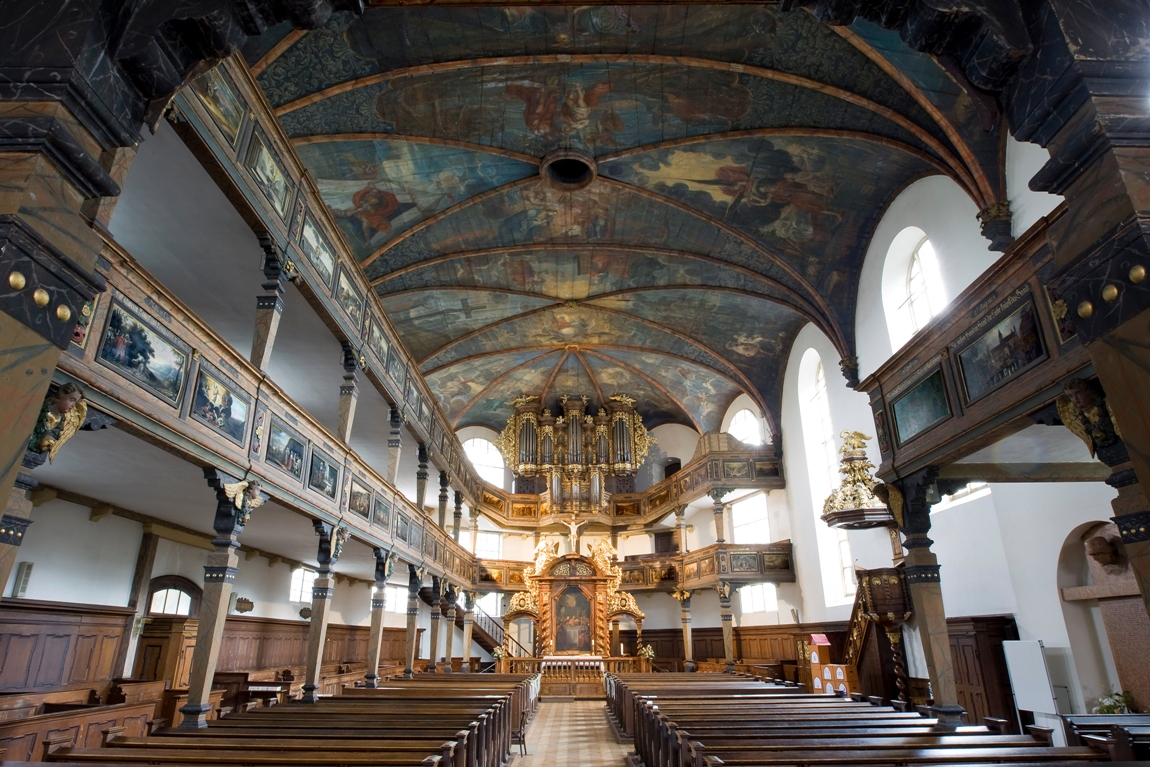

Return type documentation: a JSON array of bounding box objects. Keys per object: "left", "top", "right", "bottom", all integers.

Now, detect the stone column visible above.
[
  {"left": 180, "top": 470, "right": 266, "bottom": 728},
  {"left": 250, "top": 233, "right": 289, "bottom": 372},
  {"left": 709, "top": 489, "right": 728, "bottom": 544},
  {"left": 302, "top": 520, "right": 349, "bottom": 703},
  {"left": 386, "top": 405, "right": 403, "bottom": 485},
  {"left": 888, "top": 467, "right": 964, "bottom": 727},
  {"left": 437, "top": 471, "right": 448, "bottom": 529},
  {"left": 364, "top": 548, "right": 394, "bottom": 688},
  {"left": 452, "top": 491, "right": 464, "bottom": 543},
  {"left": 673, "top": 590, "right": 696, "bottom": 672},
  {"left": 404, "top": 564, "right": 422, "bottom": 678},
  {"left": 442, "top": 586, "right": 457, "bottom": 673},
  {"left": 336, "top": 343, "right": 359, "bottom": 444},
  {"left": 675, "top": 504, "right": 688, "bottom": 554},
  {"left": 717, "top": 582, "right": 736, "bottom": 673},
  {"left": 416, "top": 444, "right": 429, "bottom": 514},
  {"left": 461, "top": 591, "right": 475, "bottom": 673},
  {"left": 426, "top": 575, "right": 443, "bottom": 672}
]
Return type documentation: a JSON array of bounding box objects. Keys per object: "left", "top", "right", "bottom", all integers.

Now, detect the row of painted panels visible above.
[
  {"left": 175, "top": 60, "right": 480, "bottom": 502},
  {"left": 62, "top": 245, "right": 474, "bottom": 585}
]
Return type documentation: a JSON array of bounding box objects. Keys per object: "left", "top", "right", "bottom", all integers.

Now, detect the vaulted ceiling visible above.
[{"left": 242, "top": 4, "right": 1003, "bottom": 437}]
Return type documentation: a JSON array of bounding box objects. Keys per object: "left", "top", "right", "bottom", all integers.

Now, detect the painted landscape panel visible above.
[
  {"left": 349, "top": 480, "right": 372, "bottom": 519},
  {"left": 190, "top": 66, "right": 245, "bottom": 146},
  {"left": 266, "top": 417, "right": 306, "bottom": 480},
  {"left": 191, "top": 366, "right": 250, "bottom": 444},
  {"left": 245, "top": 131, "right": 292, "bottom": 218},
  {"left": 891, "top": 369, "right": 949, "bottom": 444},
  {"left": 99, "top": 301, "right": 189, "bottom": 406},
  {"left": 300, "top": 215, "right": 336, "bottom": 287},
  {"left": 958, "top": 301, "right": 1045, "bottom": 403}
]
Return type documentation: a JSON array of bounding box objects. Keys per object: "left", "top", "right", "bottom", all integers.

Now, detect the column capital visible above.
[
  {"left": 708, "top": 488, "right": 730, "bottom": 504},
  {"left": 203, "top": 468, "right": 267, "bottom": 541},
  {"left": 313, "top": 519, "right": 349, "bottom": 569},
  {"left": 372, "top": 547, "right": 394, "bottom": 585}
]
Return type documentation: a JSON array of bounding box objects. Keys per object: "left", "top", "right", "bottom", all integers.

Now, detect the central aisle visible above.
[{"left": 519, "top": 700, "right": 631, "bottom": 766}]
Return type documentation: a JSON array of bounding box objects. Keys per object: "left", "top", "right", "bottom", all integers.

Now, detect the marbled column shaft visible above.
[
  {"left": 718, "top": 584, "right": 735, "bottom": 673},
  {"left": 426, "top": 576, "right": 442, "bottom": 672},
  {"left": 676, "top": 505, "right": 688, "bottom": 554},
  {"left": 469, "top": 511, "right": 479, "bottom": 554},
  {"left": 903, "top": 538, "right": 958, "bottom": 709},
  {"left": 437, "top": 471, "right": 448, "bottom": 529},
  {"left": 386, "top": 405, "right": 402, "bottom": 485},
  {"left": 365, "top": 581, "right": 387, "bottom": 688},
  {"left": 180, "top": 545, "right": 238, "bottom": 727},
  {"left": 404, "top": 564, "right": 421, "bottom": 679},
  {"left": 416, "top": 444, "right": 428, "bottom": 513},
  {"left": 710, "top": 491, "right": 727, "bottom": 544},
  {"left": 301, "top": 570, "right": 334, "bottom": 703},
  {"left": 461, "top": 592, "right": 475, "bottom": 674},
  {"left": 336, "top": 343, "right": 358, "bottom": 444},
  {"left": 452, "top": 491, "right": 463, "bottom": 543},
  {"left": 442, "top": 587, "right": 457, "bottom": 674}
]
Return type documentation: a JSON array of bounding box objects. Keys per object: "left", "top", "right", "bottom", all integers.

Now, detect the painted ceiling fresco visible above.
[{"left": 245, "top": 4, "right": 1005, "bottom": 436}]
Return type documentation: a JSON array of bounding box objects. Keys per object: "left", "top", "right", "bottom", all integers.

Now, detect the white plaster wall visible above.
[
  {"left": 5, "top": 499, "right": 141, "bottom": 606},
  {"left": 634, "top": 592, "right": 684, "bottom": 630},
  {"left": 1006, "top": 135, "right": 1062, "bottom": 237},
  {"left": 636, "top": 424, "right": 701, "bottom": 491},
  {"left": 929, "top": 494, "right": 1020, "bottom": 619},
  {"left": 854, "top": 176, "right": 997, "bottom": 380}
]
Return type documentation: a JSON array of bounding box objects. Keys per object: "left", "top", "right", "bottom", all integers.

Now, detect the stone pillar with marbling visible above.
[
  {"left": 452, "top": 491, "right": 463, "bottom": 543},
  {"left": 416, "top": 444, "right": 429, "bottom": 514},
  {"left": 302, "top": 520, "right": 348, "bottom": 703},
  {"left": 250, "top": 234, "right": 289, "bottom": 372},
  {"left": 386, "top": 406, "right": 403, "bottom": 485},
  {"left": 718, "top": 582, "right": 736, "bottom": 673},
  {"left": 364, "top": 547, "right": 394, "bottom": 688},
  {"left": 442, "top": 585, "right": 457, "bottom": 673},
  {"left": 404, "top": 564, "right": 422, "bottom": 678},
  {"left": 437, "top": 471, "right": 448, "bottom": 529},
  {"left": 426, "top": 575, "right": 443, "bottom": 673},
  {"left": 180, "top": 469, "right": 266, "bottom": 727}
]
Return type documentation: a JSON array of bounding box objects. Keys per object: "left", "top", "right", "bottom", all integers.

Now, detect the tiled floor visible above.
[{"left": 517, "top": 700, "right": 631, "bottom": 766}]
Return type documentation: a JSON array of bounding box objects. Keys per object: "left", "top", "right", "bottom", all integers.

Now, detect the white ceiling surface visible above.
[
  {"left": 34, "top": 426, "right": 388, "bottom": 581},
  {"left": 955, "top": 424, "right": 1094, "bottom": 464}
]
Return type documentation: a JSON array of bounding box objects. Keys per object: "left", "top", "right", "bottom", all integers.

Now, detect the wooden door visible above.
[{"left": 950, "top": 634, "right": 989, "bottom": 725}]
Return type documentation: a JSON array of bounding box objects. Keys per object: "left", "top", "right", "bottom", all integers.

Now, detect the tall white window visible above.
[
  {"left": 903, "top": 238, "right": 945, "bottom": 332},
  {"left": 463, "top": 438, "right": 505, "bottom": 487},
  {"left": 383, "top": 585, "right": 407, "bottom": 613},
  {"left": 811, "top": 362, "right": 839, "bottom": 497},
  {"left": 289, "top": 567, "right": 318, "bottom": 603},
  {"left": 149, "top": 588, "right": 191, "bottom": 616},
  {"left": 477, "top": 592, "right": 502, "bottom": 617},
  {"left": 740, "top": 583, "right": 778, "bottom": 613},
  {"left": 728, "top": 409, "right": 764, "bottom": 446},
  {"left": 473, "top": 530, "right": 503, "bottom": 559},
  {"left": 731, "top": 493, "right": 771, "bottom": 544}
]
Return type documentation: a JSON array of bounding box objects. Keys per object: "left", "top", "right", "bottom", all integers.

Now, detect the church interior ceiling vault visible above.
[{"left": 241, "top": 3, "right": 1004, "bottom": 436}]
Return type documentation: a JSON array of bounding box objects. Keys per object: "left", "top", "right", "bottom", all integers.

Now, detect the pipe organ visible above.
[{"left": 494, "top": 393, "right": 654, "bottom": 512}]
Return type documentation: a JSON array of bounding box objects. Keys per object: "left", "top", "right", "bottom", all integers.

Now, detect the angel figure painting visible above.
[
  {"left": 28, "top": 383, "right": 87, "bottom": 463},
  {"left": 554, "top": 586, "right": 592, "bottom": 653}
]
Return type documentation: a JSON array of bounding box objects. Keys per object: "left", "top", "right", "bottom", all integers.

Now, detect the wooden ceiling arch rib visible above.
[
  {"left": 575, "top": 350, "right": 606, "bottom": 406},
  {"left": 538, "top": 349, "right": 573, "bottom": 403},
  {"left": 291, "top": 132, "right": 542, "bottom": 164},
  {"left": 448, "top": 349, "right": 561, "bottom": 428}
]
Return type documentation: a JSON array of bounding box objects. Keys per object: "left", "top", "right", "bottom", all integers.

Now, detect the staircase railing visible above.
[{"left": 474, "top": 603, "right": 533, "bottom": 657}]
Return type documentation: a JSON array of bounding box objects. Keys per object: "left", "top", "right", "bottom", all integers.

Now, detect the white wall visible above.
[
  {"left": 5, "top": 499, "right": 141, "bottom": 606},
  {"left": 854, "top": 176, "right": 997, "bottom": 380},
  {"left": 1005, "top": 135, "right": 1062, "bottom": 237},
  {"left": 636, "top": 424, "right": 701, "bottom": 491}
]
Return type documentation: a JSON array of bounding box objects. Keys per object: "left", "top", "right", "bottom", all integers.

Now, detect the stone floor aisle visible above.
[{"left": 517, "top": 700, "right": 631, "bottom": 767}]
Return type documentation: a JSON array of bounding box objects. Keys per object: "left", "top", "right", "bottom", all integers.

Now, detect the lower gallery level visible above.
[{"left": 0, "top": 0, "right": 1149, "bottom": 764}]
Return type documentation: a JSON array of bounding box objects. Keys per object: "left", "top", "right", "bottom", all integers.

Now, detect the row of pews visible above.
[
  {"left": 32, "top": 674, "right": 539, "bottom": 767},
  {"left": 607, "top": 673, "right": 1134, "bottom": 767}
]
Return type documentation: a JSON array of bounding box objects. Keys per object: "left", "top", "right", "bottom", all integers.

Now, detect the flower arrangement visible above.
[
  {"left": 491, "top": 646, "right": 507, "bottom": 660},
  {"left": 637, "top": 644, "right": 656, "bottom": 660},
  {"left": 1091, "top": 690, "right": 1138, "bottom": 714}
]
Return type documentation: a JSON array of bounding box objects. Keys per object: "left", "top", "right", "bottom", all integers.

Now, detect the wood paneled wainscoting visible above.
[
  {"left": 620, "top": 622, "right": 850, "bottom": 674},
  {"left": 0, "top": 599, "right": 133, "bottom": 695}
]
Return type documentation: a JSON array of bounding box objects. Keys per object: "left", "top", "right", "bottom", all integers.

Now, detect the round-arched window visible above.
[
  {"left": 904, "top": 237, "right": 944, "bottom": 333},
  {"left": 146, "top": 575, "right": 202, "bottom": 618},
  {"left": 462, "top": 438, "right": 505, "bottom": 486},
  {"left": 728, "top": 409, "right": 764, "bottom": 446}
]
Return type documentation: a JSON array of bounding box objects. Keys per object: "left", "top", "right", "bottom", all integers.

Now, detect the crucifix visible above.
[{"left": 561, "top": 515, "right": 588, "bottom": 555}]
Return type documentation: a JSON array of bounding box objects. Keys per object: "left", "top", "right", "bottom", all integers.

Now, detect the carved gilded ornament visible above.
[
  {"left": 29, "top": 383, "right": 87, "bottom": 463},
  {"left": 223, "top": 479, "right": 265, "bottom": 526},
  {"left": 822, "top": 431, "right": 885, "bottom": 515},
  {"left": 631, "top": 414, "right": 655, "bottom": 466},
  {"left": 1056, "top": 379, "right": 1122, "bottom": 459}
]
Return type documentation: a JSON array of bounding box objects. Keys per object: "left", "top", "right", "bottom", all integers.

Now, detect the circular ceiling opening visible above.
[{"left": 540, "top": 150, "right": 597, "bottom": 191}]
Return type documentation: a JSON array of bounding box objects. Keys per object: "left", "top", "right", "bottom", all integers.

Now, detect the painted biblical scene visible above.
[
  {"left": 581, "top": 354, "right": 690, "bottom": 430},
  {"left": 554, "top": 586, "right": 592, "bottom": 654},
  {"left": 309, "top": 450, "right": 340, "bottom": 499},
  {"left": 295, "top": 139, "right": 535, "bottom": 260},
  {"left": 99, "top": 301, "right": 190, "bottom": 406},
  {"left": 190, "top": 66, "right": 246, "bottom": 146},
  {"left": 349, "top": 480, "right": 372, "bottom": 519},
  {"left": 424, "top": 349, "right": 561, "bottom": 424},
  {"left": 266, "top": 417, "right": 306, "bottom": 480},
  {"left": 367, "top": 320, "right": 390, "bottom": 363},
  {"left": 244, "top": 132, "right": 292, "bottom": 218},
  {"left": 300, "top": 216, "right": 336, "bottom": 287},
  {"left": 334, "top": 269, "right": 365, "bottom": 330},
  {"left": 191, "top": 367, "right": 250, "bottom": 444},
  {"left": 373, "top": 496, "right": 391, "bottom": 534},
  {"left": 892, "top": 370, "right": 950, "bottom": 445},
  {"left": 958, "top": 301, "right": 1044, "bottom": 403}
]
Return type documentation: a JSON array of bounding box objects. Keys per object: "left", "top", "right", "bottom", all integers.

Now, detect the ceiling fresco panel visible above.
[
  {"left": 295, "top": 139, "right": 537, "bottom": 260},
  {"left": 424, "top": 348, "right": 559, "bottom": 424},
  {"left": 580, "top": 352, "right": 693, "bottom": 430},
  {"left": 379, "top": 289, "right": 557, "bottom": 362},
  {"left": 455, "top": 351, "right": 569, "bottom": 431}
]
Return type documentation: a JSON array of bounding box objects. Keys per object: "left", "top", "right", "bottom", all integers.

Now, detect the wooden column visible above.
[
  {"left": 302, "top": 520, "right": 347, "bottom": 703},
  {"left": 718, "top": 582, "right": 735, "bottom": 673},
  {"left": 461, "top": 591, "right": 475, "bottom": 673},
  {"left": 404, "top": 564, "right": 422, "bottom": 679},
  {"left": 117, "top": 531, "right": 159, "bottom": 675},
  {"left": 674, "top": 589, "right": 696, "bottom": 672},
  {"left": 426, "top": 576, "right": 443, "bottom": 672},
  {"left": 250, "top": 234, "right": 288, "bottom": 372},
  {"left": 675, "top": 504, "right": 688, "bottom": 554},
  {"left": 180, "top": 470, "right": 266, "bottom": 728},
  {"left": 469, "top": 509, "right": 480, "bottom": 554},
  {"left": 452, "top": 491, "right": 463, "bottom": 543},
  {"left": 336, "top": 343, "right": 359, "bottom": 444},
  {"left": 709, "top": 489, "right": 728, "bottom": 544},
  {"left": 437, "top": 471, "right": 448, "bottom": 529},
  {"left": 416, "top": 444, "right": 429, "bottom": 514},
  {"left": 442, "top": 586, "right": 457, "bottom": 673},
  {"left": 364, "top": 548, "right": 394, "bottom": 688},
  {"left": 386, "top": 405, "right": 403, "bottom": 485}
]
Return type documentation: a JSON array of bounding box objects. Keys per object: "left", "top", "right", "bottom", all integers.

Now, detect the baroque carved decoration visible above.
[{"left": 822, "top": 431, "right": 895, "bottom": 529}]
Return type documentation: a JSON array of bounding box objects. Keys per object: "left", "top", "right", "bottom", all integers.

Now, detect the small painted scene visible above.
[
  {"left": 267, "top": 418, "right": 306, "bottom": 480},
  {"left": 99, "top": 303, "right": 188, "bottom": 406},
  {"left": 191, "top": 368, "right": 249, "bottom": 444},
  {"left": 190, "top": 66, "right": 245, "bottom": 146},
  {"left": 245, "top": 132, "right": 292, "bottom": 218},
  {"left": 349, "top": 480, "right": 372, "bottom": 518},
  {"left": 301, "top": 216, "right": 336, "bottom": 286},
  {"left": 958, "top": 301, "right": 1044, "bottom": 402},
  {"left": 892, "top": 370, "right": 949, "bottom": 444},
  {"left": 309, "top": 452, "right": 340, "bottom": 498}
]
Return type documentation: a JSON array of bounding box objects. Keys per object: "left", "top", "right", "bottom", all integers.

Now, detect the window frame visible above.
[
  {"left": 473, "top": 530, "right": 503, "bottom": 559},
  {"left": 462, "top": 437, "right": 506, "bottom": 487},
  {"left": 730, "top": 491, "right": 771, "bottom": 545},
  {"left": 728, "top": 409, "right": 764, "bottom": 446},
  {"left": 145, "top": 575, "right": 201, "bottom": 619},
  {"left": 289, "top": 566, "right": 318, "bottom": 604}
]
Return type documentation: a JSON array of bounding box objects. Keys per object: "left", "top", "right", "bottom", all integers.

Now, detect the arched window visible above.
[
  {"left": 903, "top": 237, "right": 945, "bottom": 332},
  {"left": 798, "top": 350, "right": 856, "bottom": 603},
  {"left": 728, "top": 409, "right": 764, "bottom": 446},
  {"left": 462, "top": 438, "right": 505, "bottom": 486},
  {"left": 146, "top": 576, "right": 201, "bottom": 618}
]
